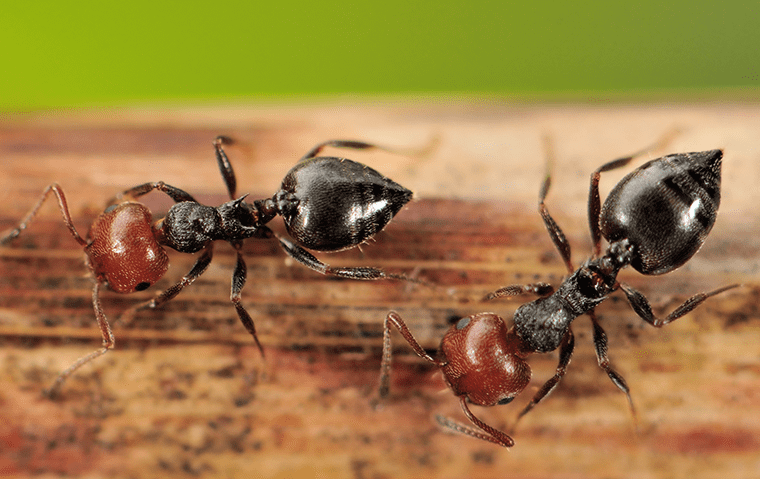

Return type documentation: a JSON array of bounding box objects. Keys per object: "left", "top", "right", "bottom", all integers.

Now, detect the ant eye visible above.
[
  {"left": 498, "top": 396, "right": 515, "bottom": 405},
  {"left": 134, "top": 282, "right": 151, "bottom": 291},
  {"left": 456, "top": 317, "right": 471, "bottom": 330}
]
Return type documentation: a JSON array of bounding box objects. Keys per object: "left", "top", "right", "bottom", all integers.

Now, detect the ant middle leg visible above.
[
  {"left": 512, "top": 328, "right": 575, "bottom": 429},
  {"left": 620, "top": 282, "right": 740, "bottom": 328},
  {"left": 213, "top": 135, "right": 238, "bottom": 200},
  {"left": 119, "top": 244, "right": 215, "bottom": 324},
  {"left": 587, "top": 310, "right": 637, "bottom": 427},
  {"left": 230, "top": 246, "right": 265, "bottom": 356}
]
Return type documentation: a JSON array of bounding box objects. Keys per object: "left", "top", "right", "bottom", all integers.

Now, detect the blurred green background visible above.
[{"left": 2, "top": 0, "right": 758, "bottom": 111}]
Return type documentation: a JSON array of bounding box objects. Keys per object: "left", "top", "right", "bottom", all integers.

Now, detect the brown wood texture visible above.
[{"left": 0, "top": 102, "right": 759, "bottom": 479}]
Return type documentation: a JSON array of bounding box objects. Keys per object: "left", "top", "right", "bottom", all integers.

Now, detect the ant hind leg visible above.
[
  {"left": 275, "top": 235, "right": 415, "bottom": 282},
  {"left": 538, "top": 136, "right": 574, "bottom": 274},
  {"left": 298, "top": 138, "right": 438, "bottom": 163},
  {"left": 587, "top": 130, "right": 678, "bottom": 256},
  {"left": 620, "top": 283, "right": 740, "bottom": 328}
]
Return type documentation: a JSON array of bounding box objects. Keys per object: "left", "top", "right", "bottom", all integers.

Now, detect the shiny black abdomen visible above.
[
  {"left": 600, "top": 150, "right": 722, "bottom": 275},
  {"left": 275, "top": 157, "right": 413, "bottom": 251}
]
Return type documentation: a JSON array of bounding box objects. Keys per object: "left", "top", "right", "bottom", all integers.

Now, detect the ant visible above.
[
  {"left": 2, "top": 136, "right": 416, "bottom": 396},
  {"left": 379, "top": 138, "right": 738, "bottom": 447}
]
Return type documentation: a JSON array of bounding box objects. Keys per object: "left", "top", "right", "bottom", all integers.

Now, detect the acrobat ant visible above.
[
  {"left": 379, "top": 138, "right": 738, "bottom": 447},
  {"left": 1, "top": 136, "right": 416, "bottom": 396}
]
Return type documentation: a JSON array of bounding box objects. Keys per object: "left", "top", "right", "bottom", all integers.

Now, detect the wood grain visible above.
[{"left": 0, "top": 102, "right": 759, "bottom": 478}]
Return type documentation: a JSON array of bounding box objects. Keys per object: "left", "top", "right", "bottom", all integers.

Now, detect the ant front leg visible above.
[
  {"left": 435, "top": 397, "right": 515, "bottom": 447},
  {"left": 620, "top": 283, "right": 740, "bottom": 328},
  {"left": 230, "top": 245, "right": 265, "bottom": 357},
  {"left": 46, "top": 282, "right": 114, "bottom": 398},
  {"left": 119, "top": 244, "right": 215, "bottom": 324},
  {"left": 512, "top": 328, "right": 575, "bottom": 429},
  {"left": 378, "top": 310, "right": 439, "bottom": 399},
  {"left": 115, "top": 181, "right": 197, "bottom": 205},
  {"left": 483, "top": 282, "right": 555, "bottom": 301},
  {"left": 1, "top": 184, "right": 87, "bottom": 247}
]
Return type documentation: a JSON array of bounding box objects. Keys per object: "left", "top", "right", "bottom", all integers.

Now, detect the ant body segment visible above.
[
  {"left": 2, "top": 136, "right": 415, "bottom": 396},
  {"left": 379, "top": 141, "right": 738, "bottom": 447}
]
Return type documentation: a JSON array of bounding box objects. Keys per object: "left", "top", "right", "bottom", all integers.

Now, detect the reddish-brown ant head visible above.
[
  {"left": 437, "top": 312, "right": 531, "bottom": 407},
  {"left": 85, "top": 202, "right": 169, "bottom": 294}
]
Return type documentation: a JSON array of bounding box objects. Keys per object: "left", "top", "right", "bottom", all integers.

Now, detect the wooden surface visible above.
[{"left": 0, "top": 102, "right": 759, "bottom": 479}]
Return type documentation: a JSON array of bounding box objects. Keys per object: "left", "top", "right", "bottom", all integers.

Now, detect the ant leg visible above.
[
  {"left": 588, "top": 130, "right": 679, "bottom": 256},
  {"left": 539, "top": 136, "right": 574, "bottom": 274},
  {"left": 299, "top": 138, "right": 437, "bottom": 162},
  {"left": 1, "top": 184, "right": 87, "bottom": 247},
  {"left": 119, "top": 244, "right": 215, "bottom": 324},
  {"left": 46, "top": 282, "right": 114, "bottom": 398},
  {"left": 116, "top": 182, "right": 197, "bottom": 204},
  {"left": 483, "top": 282, "right": 554, "bottom": 301},
  {"left": 588, "top": 159, "right": 635, "bottom": 257},
  {"left": 587, "top": 311, "right": 637, "bottom": 427},
  {"left": 435, "top": 397, "right": 515, "bottom": 447},
  {"left": 213, "top": 135, "right": 238, "bottom": 200},
  {"left": 620, "top": 282, "right": 740, "bottom": 328},
  {"left": 300, "top": 140, "right": 379, "bottom": 162},
  {"left": 275, "top": 235, "right": 416, "bottom": 282},
  {"left": 379, "top": 310, "right": 439, "bottom": 398},
  {"left": 230, "top": 247, "right": 265, "bottom": 357},
  {"left": 513, "top": 328, "right": 575, "bottom": 429}
]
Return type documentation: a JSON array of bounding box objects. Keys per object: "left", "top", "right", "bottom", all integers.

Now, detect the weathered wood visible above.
[{"left": 0, "top": 103, "right": 758, "bottom": 478}]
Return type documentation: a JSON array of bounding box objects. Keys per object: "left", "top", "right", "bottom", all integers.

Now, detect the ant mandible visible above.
[
  {"left": 2, "top": 136, "right": 415, "bottom": 396},
  {"left": 379, "top": 137, "right": 738, "bottom": 447}
]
